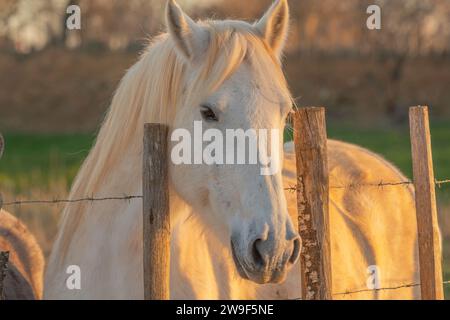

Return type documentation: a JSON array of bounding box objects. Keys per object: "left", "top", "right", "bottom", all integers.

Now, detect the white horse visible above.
[{"left": 45, "top": 0, "right": 421, "bottom": 299}]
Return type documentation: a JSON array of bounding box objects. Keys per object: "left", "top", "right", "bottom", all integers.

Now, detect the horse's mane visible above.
[{"left": 52, "top": 20, "right": 289, "bottom": 262}]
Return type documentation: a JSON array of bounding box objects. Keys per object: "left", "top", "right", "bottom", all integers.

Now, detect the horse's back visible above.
[
  {"left": 283, "top": 140, "right": 420, "bottom": 299},
  {"left": 0, "top": 209, "right": 45, "bottom": 300}
]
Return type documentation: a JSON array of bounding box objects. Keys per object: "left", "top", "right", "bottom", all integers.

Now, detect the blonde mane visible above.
[{"left": 53, "top": 21, "right": 289, "bottom": 263}]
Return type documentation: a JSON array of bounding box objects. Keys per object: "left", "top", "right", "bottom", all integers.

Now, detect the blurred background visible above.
[{"left": 0, "top": 0, "right": 449, "bottom": 296}]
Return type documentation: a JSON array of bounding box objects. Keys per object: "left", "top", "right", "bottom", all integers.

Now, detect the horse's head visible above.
[{"left": 167, "top": 0, "right": 300, "bottom": 284}]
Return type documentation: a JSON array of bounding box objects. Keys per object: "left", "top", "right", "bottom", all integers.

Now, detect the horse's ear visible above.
[
  {"left": 255, "top": 0, "right": 290, "bottom": 59},
  {"left": 166, "top": 0, "right": 208, "bottom": 62}
]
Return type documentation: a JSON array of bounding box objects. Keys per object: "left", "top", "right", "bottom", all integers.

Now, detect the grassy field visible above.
[
  {"left": 0, "top": 133, "right": 93, "bottom": 193},
  {"left": 1, "top": 122, "right": 449, "bottom": 297}
]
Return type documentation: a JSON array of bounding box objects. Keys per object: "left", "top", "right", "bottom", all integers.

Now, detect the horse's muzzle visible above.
[{"left": 230, "top": 234, "right": 301, "bottom": 284}]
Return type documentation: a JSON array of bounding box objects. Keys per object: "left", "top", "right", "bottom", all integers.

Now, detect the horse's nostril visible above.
[
  {"left": 289, "top": 237, "right": 301, "bottom": 264},
  {"left": 249, "top": 234, "right": 301, "bottom": 270},
  {"left": 251, "top": 239, "right": 266, "bottom": 267}
]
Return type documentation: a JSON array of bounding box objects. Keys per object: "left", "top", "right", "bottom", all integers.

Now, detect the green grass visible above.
[
  {"left": 0, "top": 133, "right": 94, "bottom": 193},
  {"left": 1, "top": 122, "right": 449, "bottom": 298}
]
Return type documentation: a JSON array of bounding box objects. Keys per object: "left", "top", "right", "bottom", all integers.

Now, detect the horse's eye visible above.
[{"left": 200, "top": 105, "right": 218, "bottom": 122}]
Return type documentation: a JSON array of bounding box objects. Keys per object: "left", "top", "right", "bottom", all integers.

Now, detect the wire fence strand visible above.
[
  {"left": 334, "top": 279, "right": 450, "bottom": 296},
  {"left": 285, "top": 178, "right": 450, "bottom": 193},
  {"left": 436, "top": 179, "right": 450, "bottom": 188},
  {"left": 1, "top": 195, "right": 143, "bottom": 207},
  {"left": 0, "top": 178, "right": 449, "bottom": 208},
  {"left": 289, "top": 280, "right": 450, "bottom": 299}
]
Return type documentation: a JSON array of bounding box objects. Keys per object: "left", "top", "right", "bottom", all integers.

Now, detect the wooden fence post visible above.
[
  {"left": 143, "top": 124, "right": 170, "bottom": 300},
  {"left": 294, "top": 107, "right": 332, "bottom": 300},
  {"left": 0, "top": 251, "right": 9, "bottom": 300},
  {"left": 409, "top": 106, "right": 444, "bottom": 300}
]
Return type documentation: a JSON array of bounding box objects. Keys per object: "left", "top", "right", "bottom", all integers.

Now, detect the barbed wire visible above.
[
  {"left": 285, "top": 178, "right": 450, "bottom": 193},
  {"left": 1, "top": 195, "right": 142, "bottom": 207},
  {"left": 0, "top": 178, "right": 449, "bottom": 207},
  {"left": 436, "top": 179, "right": 450, "bottom": 187},
  {"left": 334, "top": 279, "right": 450, "bottom": 296},
  {"left": 333, "top": 282, "right": 420, "bottom": 296},
  {"left": 289, "top": 279, "right": 450, "bottom": 299}
]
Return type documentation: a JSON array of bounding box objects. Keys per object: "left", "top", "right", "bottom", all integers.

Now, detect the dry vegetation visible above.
[{"left": 1, "top": 48, "right": 450, "bottom": 133}]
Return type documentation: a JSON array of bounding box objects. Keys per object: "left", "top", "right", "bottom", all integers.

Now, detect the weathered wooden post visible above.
[
  {"left": 143, "top": 124, "right": 170, "bottom": 300},
  {"left": 294, "top": 107, "right": 332, "bottom": 300},
  {"left": 0, "top": 251, "right": 8, "bottom": 300},
  {"left": 409, "top": 106, "right": 444, "bottom": 300}
]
